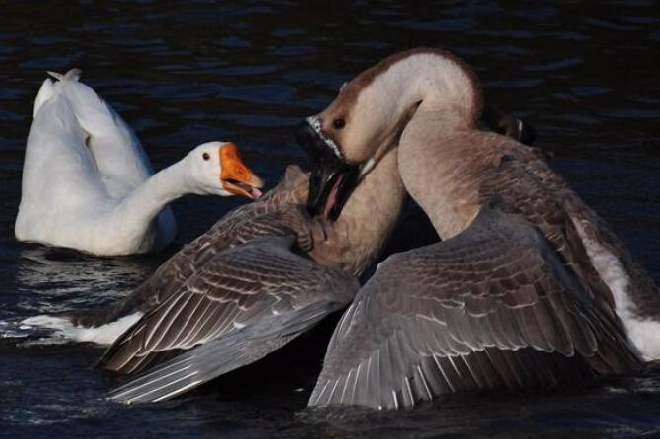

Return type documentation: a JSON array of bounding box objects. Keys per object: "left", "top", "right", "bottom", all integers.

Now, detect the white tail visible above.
[
  {"left": 32, "top": 69, "right": 83, "bottom": 117},
  {"left": 47, "top": 68, "right": 82, "bottom": 82}
]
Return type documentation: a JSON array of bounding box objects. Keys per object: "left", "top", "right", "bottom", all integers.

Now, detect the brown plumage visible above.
[
  {"left": 95, "top": 93, "right": 531, "bottom": 403},
  {"left": 96, "top": 146, "right": 408, "bottom": 403},
  {"left": 310, "top": 199, "right": 641, "bottom": 409},
  {"left": 303, "top": 48, "right": 652, "bottom": 410}
]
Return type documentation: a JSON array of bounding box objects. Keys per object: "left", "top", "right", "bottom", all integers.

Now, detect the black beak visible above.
[
  {"left": 516, "top": 119, "right": 537, "bottom": 146},
  {"left": 295, "top": 120, "right": 360, "bottom": 221}
]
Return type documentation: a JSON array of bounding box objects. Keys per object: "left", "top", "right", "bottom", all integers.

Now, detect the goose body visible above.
[
  {"left": 15, "top": 70, "right": 263, "bottom": 256},
  {"left": 297, "top": 48, "right": 655, "bottom": 409},
  {"left": 95, "top": 158, "right": 405, "bottom": 403}
]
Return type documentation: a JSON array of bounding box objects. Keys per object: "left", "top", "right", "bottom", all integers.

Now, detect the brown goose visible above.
[
  {"left": 87, "top": 105, "right": 529, "bottom": 403},
  {"left": 97, "top": 146, "right": 407, "bottom": 403},
  {"left": 297, "top": 48, "right": 651, "bottom": 410}
]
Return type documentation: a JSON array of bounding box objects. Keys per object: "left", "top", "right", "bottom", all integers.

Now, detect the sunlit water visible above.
[{"left": 1, "top": 1, "right": 659, "bottom": 437}]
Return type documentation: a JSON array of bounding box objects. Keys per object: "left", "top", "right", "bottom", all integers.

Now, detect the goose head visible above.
[
  {"left": 296, "top": 48, "right": 481, "bottom": 220},
  {"left": 185, "top": 141, "right": 264, "bottom": 199}
]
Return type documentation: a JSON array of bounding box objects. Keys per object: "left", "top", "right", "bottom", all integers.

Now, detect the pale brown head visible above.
[{"left": 295, "top": 48, "right": 482, "bottom": 220}]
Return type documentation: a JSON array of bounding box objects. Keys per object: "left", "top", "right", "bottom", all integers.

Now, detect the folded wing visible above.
[{"left": 98, "top": 201, "right": 318, "bottom": 325}]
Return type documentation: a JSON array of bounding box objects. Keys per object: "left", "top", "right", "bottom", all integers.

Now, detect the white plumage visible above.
[{"left": 15, "top": 70, "right": 263, "bottom": 256}]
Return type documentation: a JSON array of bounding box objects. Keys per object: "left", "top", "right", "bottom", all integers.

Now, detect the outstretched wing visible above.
[
  {"left": 99, "top": 235, "right": 358, "bottom": 404},
  {"left": 310, "top": 202, "right": 642, "bottom": 410}
]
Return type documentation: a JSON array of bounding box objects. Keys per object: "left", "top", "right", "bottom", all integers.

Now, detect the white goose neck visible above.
[{"left": 111, "top": 159, "right": 190, "bottom": 242}]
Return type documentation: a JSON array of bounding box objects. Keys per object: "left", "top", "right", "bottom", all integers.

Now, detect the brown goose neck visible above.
[
  {"left": 310, "top": 148, "right": 407, "bottom": 276},
  {"left": 397, "top": 105, "right": 485, "bottom": 240}
]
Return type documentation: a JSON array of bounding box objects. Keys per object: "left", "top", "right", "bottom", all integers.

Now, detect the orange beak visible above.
[{"left": 219, "top": 143, "right": 264, "bottom": 199}]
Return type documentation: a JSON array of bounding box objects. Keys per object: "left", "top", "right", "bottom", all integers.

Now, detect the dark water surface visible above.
[{"left": 1, "top": 1, "right": 659, "bottom": 438}]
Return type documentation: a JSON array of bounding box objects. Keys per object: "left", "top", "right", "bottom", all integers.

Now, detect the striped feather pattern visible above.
[
  {"left": 309, "top": 201, "right": 643, "bottom": 410},
  {"left": 93, "top": 165, "right": 313, "bottom": 325},
  {"left": 98, "top": 235, "right": 358, "bottom": 379}
]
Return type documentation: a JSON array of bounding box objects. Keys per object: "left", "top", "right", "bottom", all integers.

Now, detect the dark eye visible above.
[
  {"left": 333, "top": 118, "right": 345, "bottom": 129},
  {"left": 202, "top": 152, "right": 210, "bottom": 161}
]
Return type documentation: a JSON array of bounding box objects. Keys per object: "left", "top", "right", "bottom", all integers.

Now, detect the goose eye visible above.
[
  {"left": 202, "top": 152, "right": 210, "bottom": 161},
  {"left": 333, "top": 118, "right": 345, "bottom": 129}
]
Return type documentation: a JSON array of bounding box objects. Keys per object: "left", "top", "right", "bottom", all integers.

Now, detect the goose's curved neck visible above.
[
  {"left": 360, "top": 51, "right": 481, "bottom": 137},
  {"left": 110, "top": 160, "right": 190, "bottom": 244},
  {"left": 310, "top": 147, "right": 406, "bottom": 276},
  {"left": 397, "top": 100, "right": 486, "bottom": 241},
  {"left": 360, "top": 52, "right": 483, "bottom": 240}
]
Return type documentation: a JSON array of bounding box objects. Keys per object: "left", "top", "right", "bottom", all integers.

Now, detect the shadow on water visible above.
[{"left": 0, "top": 0, "right": 659, "bottom": 437}]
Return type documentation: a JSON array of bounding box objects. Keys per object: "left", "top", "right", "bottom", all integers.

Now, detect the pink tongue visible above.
[
  {"left": 251, "top": 187, "right": 263, "bottom": 199},
  {"left": 323, "top": 175, "right": 344, "bottom": 218}
]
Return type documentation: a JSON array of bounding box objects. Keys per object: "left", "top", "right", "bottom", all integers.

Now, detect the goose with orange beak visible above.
[{"left": 15, "top": 69, "right": 264, "bottom": 256}]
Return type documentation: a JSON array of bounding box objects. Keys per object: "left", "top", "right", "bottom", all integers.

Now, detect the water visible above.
[{"left": 1, "top": 0, "right": 659, "bottom": 437}]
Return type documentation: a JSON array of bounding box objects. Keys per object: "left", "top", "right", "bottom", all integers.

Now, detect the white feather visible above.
[
  {"left": 16, "top": 72, "right": 251, "bottom": 256},
  {"left": 573, "top": 218, "right": 660, "bottom": 360},
  {"left": 21, "top": 312, "right": 143, "bottom": 345}
]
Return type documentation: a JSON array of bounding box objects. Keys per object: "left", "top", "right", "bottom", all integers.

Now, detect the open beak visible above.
[
  {"left": 219, "top": 143, "right": 265, "bottom": 199},
  {"left": 295, "top": 120, "right": 360, "bottom": 221}
]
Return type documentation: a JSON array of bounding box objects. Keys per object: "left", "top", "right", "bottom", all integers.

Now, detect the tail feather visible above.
[
  {"left": 32, "top": 69, "right": 82, "bottom": 117},
  {"left": 47, "top": 68, "right": 82, "bottom": 82}
]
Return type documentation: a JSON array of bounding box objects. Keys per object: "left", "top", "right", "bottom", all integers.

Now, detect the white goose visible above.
[{"left": 15, "top": 69, "right": 264, "bottom": 256}]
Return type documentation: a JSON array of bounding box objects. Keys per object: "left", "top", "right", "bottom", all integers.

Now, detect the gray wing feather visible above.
[
  {"left": 108, "top": 302, "right": 333, "bottom": 404},
  {"left": 310, "top": 203, "right": 643, "bottom": 410},
  {"left": 102, "top": 202, "right": 317, "bottom": 324},
  {"left": 101, "top": 235, "right": 358, "bottom": 403}
]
